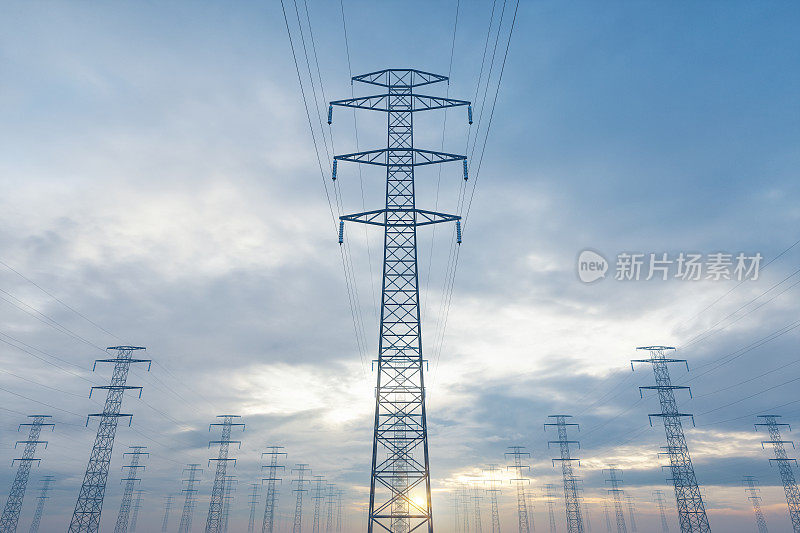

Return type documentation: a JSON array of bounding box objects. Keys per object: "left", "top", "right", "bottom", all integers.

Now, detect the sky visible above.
[{"left": 1, "top": 0, "right": 800, "bottom": 531}]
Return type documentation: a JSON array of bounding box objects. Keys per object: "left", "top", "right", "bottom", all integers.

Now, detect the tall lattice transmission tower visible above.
[
  {"left": 162, "top": 495, "right": 174, "bottom": 533},
  {"left": 114, "top": 446, "right": 148, "bottom": 533},
  {"left": 546, "top": 414, "right": 584, "bottom": 533},
  {"left": 292, "top": 464, "right": 311, "bottom": 533},
  {"left": 652, "top": 490, "right": 670, "bottom": 533},
  {"left": 624, "top": 495, "right": 637, "bottom": 533},
  {"left": 631, "top": 345, "right": 710, "bottom": 532},
  {"left": 581, "top": 495, "right": 593, "bottom": 533},
  {"left": 603, "top": 499, "right": 612, "bottom": 533},
  {"left": 756, "top": 414, "right": 800, "bottom": 531},
  {"left": 0, "top": 415, "right": 54, "bottom": 532},
  {"left": 486, "top": 465, "right": 502, "bottom": 533},
  {"left": 545, "top": 484, "right": 557, "bottom": 533},
  {"left": 325, "top": 483, "right": 336, "bottom": 533},
  {"left": 205, "top": 415, "right": 244, "bottom": 533},
  {"left": 604, "top": 466, "right": 627, "bottom": 533},
  {"left": 69, "top": 345, "right": 151, "bottom": 533},
  {"left": 329, "top": 68, "right": 471, "bottom": 533},
  {"left": 336, "top": 489, "right": 343, "bottom": 533},
  {"left": 179, "top": 464, "right": 202, "bottom": 533},
  {"left": 28, "top": 475, "right": 54, "bottom": 533},
  {"left": 222, "top": 475, "right": 237, "bottom": 533},
  {"left": 471, "top": 483, "right": 484, "bottom": 533},
  {"left": 261, "top": 446, "right": 286, "bottom": 533},
  {"left": 742, "top": 476, "right": 768, "bottom": 533},
  {"left": 248, "top": 483, "right": 261, "bottom": 533},
  {"left": 311, "top": 476, "right": 325, "bottom": 533},
  {"left": 506, "top": 446, "right": 532, "bottom": 533},
  {"left": 129, "top": 489, "right": 144, "bottom": 533}
]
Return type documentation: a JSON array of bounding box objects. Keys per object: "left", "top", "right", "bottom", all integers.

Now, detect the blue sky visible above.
[{"left": 1, "top": 1, "right": 800, "bottom": 531}]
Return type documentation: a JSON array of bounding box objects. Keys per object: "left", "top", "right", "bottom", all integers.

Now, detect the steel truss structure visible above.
[
  {"left": 631, "top": 346, "right": 710, "bottom": 532},
  {"left": 179, "top": 464, "right": 203, "bottom": 533},
  {"left": 248, "top": 483, "right": 260, "bottom": 533},
  {"left": 0, "top": 415, "right": 54, "bottom": 533},
  {"left": 545, "top": 484, "right": 557, "bottom": 533},
  {"left": 546, "top": 415, "right": 585, "bottom": 533},
  {"left": 312, "top": 475, "right": 325, "bottom": 533},
  {"left": 653, "top": 490, "right": 670, "bottom": 533},
  {"left": 221, "top": 475, "right": 236, "bottom": 533},
  {"left": 506, "top": 447, "right": 532, "bottom": 533},
  {"left": 162, "top": 495, "right": 174, "bottom": 533},
  {"left": 205, "top": 415, "right": 244, "bottom": 533},
  {"left": 261, "top": 446, "right": 286, "bottom": 533},
  {"left": 69, "top": 346, "right": 151, "bottom": 533},
  {"left": 129, "top": 489, "right": 144, "bottom": 533},
  {"left": 329, "top": 68, "right": 471, "bottom": 533},
  {"left": 604, "top": 466, "right": 627, "bottom": 533},
  {"left": 742, "top": 476, "right": 768, "bottom": 533},
  {"left": 28, "top": 475, "right": 54, "bottom": 533},
  {"left": 292, "top": 464, "right": 311, "bottom": 533},
  {"left": 756, "top": 414, "right": 800, "bottom": 531},
  {"left": 486, "top": 465, "right": 502, "bottom": 533},
  {"left": 114, "top": 446, "right": 148, "bottom": 533}
]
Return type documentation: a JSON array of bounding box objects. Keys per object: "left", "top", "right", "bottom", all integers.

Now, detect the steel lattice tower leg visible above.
[
  {"left": 742, "top": 476, "right": 768, "bottom": 533},
  {"left": 460, "top": 485, "right": 470, "bottom": 533},
  {"left": 471, "top": 484, "right": 483, "bottom": 533},
  {"left": 624, "top": 496, "right": 637, "bottom": 533},
  {"left": 506, "top": 447, "right": 531, "bottom": 533},
  {"left": 27, "top": 475, "right": 54, "bottom": 533},
  {"left": 311, "top": 476, "right": 325, "bottom": 533},
  {"left": 129, "top": 489, "right": 144, "bottom": 533},
  {"left": 0, "top": 415, "right": 54, "bottom": 533},
  {"left": 335, "top": 489, "right": 343, "bottom": 533},
  {"left": 114, "top": 446, "right": 149, "bottom": 533},
  {"left": 329, "top": 68, "right": 471, "bottom": 533},
  {"left": 69, "top": 346, "right": 151, "bottom": 533},
  {"left": 603, "top": 466, "right": 627, "bottom": 533},
  {"left": 162, "top": 495, "right": 174, "bottom": 533},
  {"left": 261, "top": 447, "right": 286, "bottom": 533},
  {"left": 546, "top": 415, "right": 585, "bottom": 533},
  {"left": 325, "top": 483, "right": 336, "bottom": 533},
  {"left": 756, "top": 414, "right": 800, "bottom": 531},
  {"left": 603, "top": 500, "right": 612, "bottom": 533},
  {"left": 583, "top": 498, "right": 593, "bottom": 532},
  {"left": 652, "top": 490, "right": 670, "bottom": 533},
  {"left": 248, "top": 483, "right": 261, "bottom": 533},
  {"left": 205, "top": 415, "right": 245, "bottom": 533},
  {"left": 221, "top": 476, "right": 237, "bottom": 533},
  {"left": 179, "top": 464, "right": 202, "bottom": 533},
  {"left": 292, "top": 465, "right": 311, "bottom": 533},
  {"left": 545, "top": 484, "right": 557, "bottom": 533},
  {"left": 631, "top": 346, "right": 710, "bottom": 532},
  {"left": 486, "top": 465, "right": 502, "bottom": 533}
]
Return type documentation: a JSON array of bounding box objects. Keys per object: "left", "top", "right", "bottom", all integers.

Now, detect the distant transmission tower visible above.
[
  {"left": 248, "top": 483, "right": 261, "bottom": 533},
  {"left": 460, "top": 485, "right": 470, "bottom": 532},
  {"left": 292, "top": 464, "right": 311, "bottom": 533},
  {"left": 261, "top": 446, "right": 286, "bottom": 533},
  {"left": 471, "top": 483, "right": 483, "bottom": 533},
  {"left": 114, "top": 446, "right": 148, "bottom": 533},
  {"left": 336, "top": 489, "right": 343, "bottom": 533},
  {"left": 205, "top": 415, "right": 245, "bottom": 533},
  {"left": 631, "top": 345, "right": 710, "bottom": 532},
  {"left": 756, "top": 414, "right": 800, "bottom": 531},
  {"left": 69, "top": 345, "right": 151, "bottom": 533},
  {"left": 652, "top": 490, "right": 669, "bottom": 533},
  {"left": 162, "top": 495, "right": 174, "bottom": 533},
  {"left": 603, "top": 466, "right": 627, "bottom": 533},
  {"left": 326, "top": 484, "right": 336, "bottom": 533},
  {"left": 222, "top": 476, "right": 237, "bottom": 533},
  {"left": 129, "top": 490, "right": 144, "bottom": 533},
  {"left": 506, "top": 446, "right": 532, "bottom": 533},
  {"left": 311, "top": 476, "right": 325, "bottom": 533},
  {"left": 546, "top": 414, "right": 584, "bottom": 533},
  {"left": 329, "top": 68, "right": 471, "bottom": 533},
  {"left": 179, "top": 464, "right": 202, "bottom": 533},
  {"left": 624, "top": 496, "right": 637, "bottom": 533},
  {"left": 545, "top": 484, "right": 557, "bottom": 533},
  {"left": 603, "top": 499, "right": 612, "bottom": 533},
  {"left": 582, "top": 496, "right": 593, "bottom": 532},
  {"left": 486, "top": 465, "right": 502, "bottom": 533},
  {"left": 27, "top": 475, "right": 54, "bottom": 533},
  {"left": 742, "top": 476, "right": 768, "bottom": 533},
  {"left": 451, "top": 491, "right": 460, "bottom": 533},
  {"left": 0, "top": 415, "right": 54, "bottom": 533}
]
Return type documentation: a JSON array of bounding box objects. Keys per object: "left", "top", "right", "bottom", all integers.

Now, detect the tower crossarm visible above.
[
  {"left": 329, "top": 94, "right": 470, "bottom": 115},
  {"left": 340, "top": 208, "right": 460, "bottom": 228},
  {"left": 335, "top": 148, "right": 465, "bottom": 167}
]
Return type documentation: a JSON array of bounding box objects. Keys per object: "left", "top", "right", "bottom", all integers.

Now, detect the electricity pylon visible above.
[
  {"left": 546, "top": 414, "right": 585, "bottom": 533},
  {"left": 471, "top": 483, "right": 483, "bottom": 533},
  {"left": 205, "top": 415, "right": 245, "bottom": 533},
  {"left": 69, "top": 345, "right": 151, "bottom": 533},
  {"left": 0, "top": 415, "right": 54, "bottom": 533},
  {"left": 603, "top": 466, "right": 627, "bottom": 533},
  {"left": 603, "top": 499, "right": 612, "bottom": 533},
  {"left": 28, "top": 475, "right": 54, "bottom": 533},
  {"left": 179, "top": 464, "right": 202, "bottom": 533},
  {"left": 742, "top": 476, "right": 768, "bottom": 533},
  {"left": 336, "top": 489, "right": 343, "bottom": 533},
  {"left": 261, "top": 446, "right": 286, "bottom": 533},
  {"left": 292, "top": 464, "right": 311, "bottom": 533},
  {"left": 451, "top": 491, "right": 460, "bottom": 533},
  {"left": 249, "top": 483, "right": 261, "bottom": 533},
  {"left": 129, "top": 489, "right": 144, "bottom": 533},
  {"left": 653, "top": 490, "right": 670, "bottom": 533},
  {"left": 756, "top": 414, "right": 800, "bottom": 531},
  {"left": 326, "top": 483, "right": 336, "bottom": 533},
  {"left": 624, "top": 496, "right": 637, "bottom": 533},
  {"left": 222, "top": 476, "right": 237, "bottom": 533},
  {"left": 631, "top": 346, "right": 710, "bottom": 532},
  {"left": 545, "top": 484, "right": 557, "bottom": 533},
  {"left": 506, "top": 446, "right": 532, "bottom": 533},
  {"left": 162, "top": 495, "right": 174, "bottom": 533},
  {"left": 486, "top": 465, "right": 502, "bottom": 533},
  {"left": 582, "top": 496, "right": 593, "bottom": 532},
  {"left": 114, "top": 446, "right": 148, "bottom": 533},
  {"left": 329, "top": 68, "right": 471, "bottom": 533},
  {"left": 311, "top": 476, "right": 325, "bottom": 533},
  {"left": 460, "top": 485, "right": 470, "bottom": 532}
]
